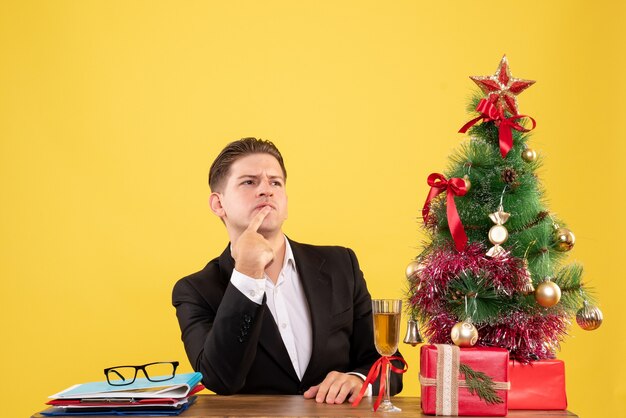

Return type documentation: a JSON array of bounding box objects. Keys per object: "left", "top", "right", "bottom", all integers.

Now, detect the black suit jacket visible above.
[{"left": 172, "top": 238, "right": 403, "bottom": 396}]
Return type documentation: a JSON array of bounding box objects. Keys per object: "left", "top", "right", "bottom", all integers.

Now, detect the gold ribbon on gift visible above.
[{"left": 418, "top": 344, "right": 510, "bottom": 416}]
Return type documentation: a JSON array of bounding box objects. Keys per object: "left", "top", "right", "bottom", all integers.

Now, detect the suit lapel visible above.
[
  {"left": 217, "top": 245, "right": 235, "bottom": 283},
  {"left": 218, "top": 243, "right": 300, "bottom": 383},
  {"left": 289, "top": 239, "right": 333, "bottom": 385}
]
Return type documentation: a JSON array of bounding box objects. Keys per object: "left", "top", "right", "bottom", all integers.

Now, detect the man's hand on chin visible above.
[
  {"left": 231, "top": 206, "right": 274, "bottom": 278},
  {"left": 303, "top": 371, "right": 364, "bottom": 404}
]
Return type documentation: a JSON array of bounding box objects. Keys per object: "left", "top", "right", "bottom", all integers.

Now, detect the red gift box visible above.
[
  {"left": 420, "top": 344, "right": 509, "bottom": 416},
  {"left": 508, "top": 359, "right": 567, "bottom": 410}
]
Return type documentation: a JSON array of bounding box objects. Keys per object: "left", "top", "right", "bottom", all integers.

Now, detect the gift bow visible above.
[
  {"left": 351, "top": 356, "right": 408, "bottom": 411},
  {"left": 459, "top": 98, "right": 536, "bottom": 158},
  {"left": 422, "top": 173, "right": 468, "bottom": 251}
]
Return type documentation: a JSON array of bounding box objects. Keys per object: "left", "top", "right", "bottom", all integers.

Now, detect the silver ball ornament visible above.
[{"left": 576, "top": 301, "right": 603, "bottom": 331}]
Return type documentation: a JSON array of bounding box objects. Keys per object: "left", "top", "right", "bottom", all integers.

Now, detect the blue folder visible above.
[{"left": 50, "top": 373, "right": 203, "bottom": 400}]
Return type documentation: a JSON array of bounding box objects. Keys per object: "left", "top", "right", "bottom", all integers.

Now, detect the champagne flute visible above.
[{"left": 372, "top": 299, "right": 402, "bottom": 412}]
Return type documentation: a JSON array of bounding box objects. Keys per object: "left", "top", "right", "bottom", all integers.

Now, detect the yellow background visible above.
[{"left": 1, "top": 1, "right": 624, "bottom": 417}]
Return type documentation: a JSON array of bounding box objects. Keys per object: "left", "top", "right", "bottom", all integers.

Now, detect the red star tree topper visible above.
[{"left": 470, "top": 55, "right": 535, "bottom": 115}]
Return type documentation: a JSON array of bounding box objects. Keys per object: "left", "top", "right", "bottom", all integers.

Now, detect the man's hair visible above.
[{"left": 209, "top": 137, "right": 287, "bottom": 192}]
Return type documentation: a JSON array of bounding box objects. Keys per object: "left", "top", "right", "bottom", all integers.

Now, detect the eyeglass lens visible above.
[
  {"left": 106, "top": 367, "right": 137, "bottom": 385},
  {"left": 142, "top": 362, "right": 177, "bottom": 381}
]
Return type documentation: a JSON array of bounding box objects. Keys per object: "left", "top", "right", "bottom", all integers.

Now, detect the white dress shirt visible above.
[
  {"left": 230, "top": 237, "right": 370, "bottom": 394},
  {"left": 230, "top": 237, "right": 312, "bottom": 379}
]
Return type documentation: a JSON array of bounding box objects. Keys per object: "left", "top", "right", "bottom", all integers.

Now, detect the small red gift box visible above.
[
  {"left": 508, "top": 359, "right": 567, "bottom": 410},
  {"left": 420, "top": 344, "right": 509, "bottom": 416}
]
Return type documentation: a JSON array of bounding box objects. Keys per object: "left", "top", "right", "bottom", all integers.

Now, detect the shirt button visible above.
[
  {"left": 281, "top": 323, "right": 287, "bottom": 329},
  {"left": 249, "top": 290, "right": 256, "bottom": 297}
]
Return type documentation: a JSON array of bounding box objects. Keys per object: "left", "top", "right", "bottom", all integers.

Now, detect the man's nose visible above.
[{"left": 256, "top": 179, "right": 274, "bottom": 196}]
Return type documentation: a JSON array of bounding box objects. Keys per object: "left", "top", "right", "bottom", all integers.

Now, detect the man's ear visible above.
[{"left": 209, "top": 192, "right": 225, "bottom": 218}]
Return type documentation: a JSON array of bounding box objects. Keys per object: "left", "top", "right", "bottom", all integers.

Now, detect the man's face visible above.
[{"left": 211, "top": 153, "right": 288, "bottom": 236}]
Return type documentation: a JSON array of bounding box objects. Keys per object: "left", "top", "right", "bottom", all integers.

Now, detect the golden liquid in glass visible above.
[{"left": 374, "top": 312, "right": 400, "bottom": 356}]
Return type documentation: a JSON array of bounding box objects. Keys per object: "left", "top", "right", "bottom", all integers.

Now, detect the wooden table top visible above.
[{"left": 32, "top": 394, "right": 579, "bottom": 418}]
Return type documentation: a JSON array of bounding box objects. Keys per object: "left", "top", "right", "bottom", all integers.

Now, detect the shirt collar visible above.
[
  {"left": 282, "top": 235, "right": 296, "bottom": 272},
  {"left": 228, "top": 235, "right": 295, "bottom": 276}
]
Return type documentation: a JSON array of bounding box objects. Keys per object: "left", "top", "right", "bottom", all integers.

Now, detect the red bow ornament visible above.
[
  {"left": 351, "top": 356, "right": 408, "bottom": 411},
  {"left": 459, "top": 99, "right": 536, "bottom": 158},
  {"left": 422, "top": 173, "right": 468, "bottom": 251}
]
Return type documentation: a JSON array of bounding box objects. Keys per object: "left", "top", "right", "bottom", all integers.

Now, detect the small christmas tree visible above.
[{"left": 406, "top": 56, "right": 603, "bottom": 362}]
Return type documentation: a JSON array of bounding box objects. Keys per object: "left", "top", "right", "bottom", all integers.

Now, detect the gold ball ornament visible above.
[
  {"left": 406, "top": 260, "right": 424, "bottom": 279},
  {"left": 521, "top": 148, "right": 537, "bottom": 162},
  {"left": 488, "top": 224, "right": 509, "bottom": 245},
  {"left": 450, "top": 320, "right": 478, "bottom": 347},
  {"left": 535, "top": 279, "right": 562, "bottom": 307},
  {"left": 576, "top": 301, "right": 603, "bottom": 331},
  {"left": 463, "top": 175, "right": 471, "bottom": 192},
  {"left": 554, "top": 228, "right": 575, "bottom": 252}
]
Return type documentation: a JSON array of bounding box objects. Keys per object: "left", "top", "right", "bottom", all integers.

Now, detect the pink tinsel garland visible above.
[{"left": 408, "top": 242, "right": 569, "bottom": 361}]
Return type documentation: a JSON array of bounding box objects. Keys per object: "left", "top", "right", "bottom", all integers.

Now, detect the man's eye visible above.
[
  {"left": 272, "top": 181, "right": 283, "bottom": 187},
  {"left": 241, "top": 180, "right": 254, "bottom": 185}
]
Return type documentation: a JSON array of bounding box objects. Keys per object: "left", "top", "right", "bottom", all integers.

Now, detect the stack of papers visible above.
[{"left": 41, "top": 372, "right": 203, "bottom": 416}]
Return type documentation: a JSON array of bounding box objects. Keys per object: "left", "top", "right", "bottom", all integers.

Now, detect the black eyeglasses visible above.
[{"left": 104, "top": 361, "right": 179, "bottom": 386}]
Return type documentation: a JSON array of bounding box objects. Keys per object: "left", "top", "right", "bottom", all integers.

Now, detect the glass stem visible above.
[{"left": 384, "top": 358, "right": 392, "bottom": 403}]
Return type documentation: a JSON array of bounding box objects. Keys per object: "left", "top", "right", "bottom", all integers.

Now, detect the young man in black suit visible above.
[{"left": 172, "top": 138, "right": 402, "bottom": 404}]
